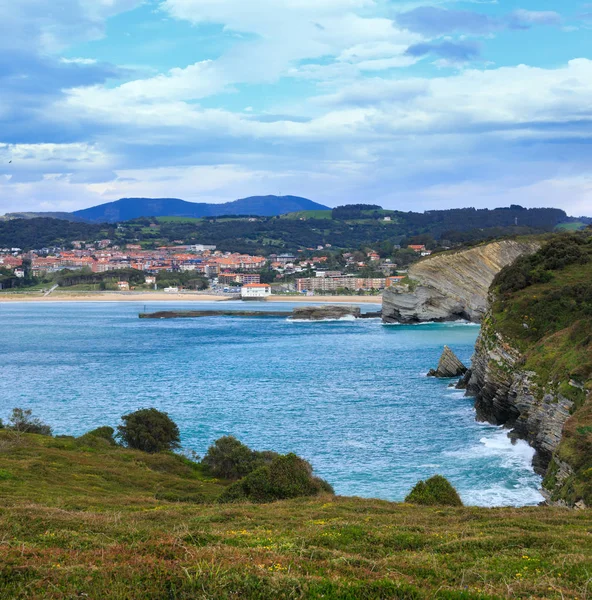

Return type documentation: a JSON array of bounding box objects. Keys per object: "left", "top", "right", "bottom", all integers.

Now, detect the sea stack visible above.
[{"left": 427, "top": 346, "right": 468, "bottom": 378}]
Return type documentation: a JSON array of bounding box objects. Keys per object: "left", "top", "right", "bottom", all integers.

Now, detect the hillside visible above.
[
  {"left": 3, "top": 196, "right": 330, "bottom": 223},
  {"left": 0, "top": 212, "right": 88, "bottom": 223},
  {"left": 0, "top": 206, "right": 571, "bottom": 254},
  {"left": 382, "top": 239, "right": 541, "bottom": 323},
  {"left": 1, "top": 431, "right": 591, "bottom": 599},
  {"left": 467, "top": 232, "right": 592, "bottom": 507},
  {"left": 0, "top": 218, "right": 111, "bottom": 250}
]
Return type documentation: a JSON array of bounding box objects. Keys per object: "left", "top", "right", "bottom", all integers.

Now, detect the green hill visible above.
[
  {"left": 1, "top": 431, "right": 591, "bottom": 599},
  {"left": 0, "top": 205, "right": 572, "bottom": 254},
  {"left": 487, "top": 231, "right": 592, "bottom": 505}
]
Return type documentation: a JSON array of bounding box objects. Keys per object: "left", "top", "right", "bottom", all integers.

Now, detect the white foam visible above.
[
  {"left": 463, "top": 484, "right": 544, "bottom": 507},
  {"left": 288, "top": 314, "right": 357, "bottom": 323},
  {"left": 444, "top": 427, "right": 544, "bottom": 506},
  {"left": 446, "top": 428, "right": 536, "bottom": 467}
]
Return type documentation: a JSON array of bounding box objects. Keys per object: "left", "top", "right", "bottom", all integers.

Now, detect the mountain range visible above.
[{"left": 2, "top": 196, "right": 330, "bottom": 223}]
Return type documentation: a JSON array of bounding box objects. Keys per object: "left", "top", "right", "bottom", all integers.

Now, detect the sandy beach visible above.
[{"left": 0, "top": 291, "right": 382, "bottom": 304}]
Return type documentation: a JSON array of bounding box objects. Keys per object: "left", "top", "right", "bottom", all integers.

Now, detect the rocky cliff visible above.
[
  {"left": 427, "top": 346, "right": 468, "bottom": 378},
  {"left": 465, "top": 233, "right": 592, "bottom": 507},
  {"left": 467, "top": 315, "right": 575, "bottom": 479},
  {"left": 382, "top": 239, "right": 540, "bottom": 323}
]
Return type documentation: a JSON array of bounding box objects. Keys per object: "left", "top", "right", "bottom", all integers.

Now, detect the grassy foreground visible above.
[{"left": 1, "top": 433, "right": 591, "bottom": 599}]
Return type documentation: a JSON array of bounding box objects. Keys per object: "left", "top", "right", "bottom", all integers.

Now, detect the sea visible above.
[{"left": 0, "top": 300, "right": 544, "bottom": 506}]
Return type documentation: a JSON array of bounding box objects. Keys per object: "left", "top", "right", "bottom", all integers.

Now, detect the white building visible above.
[
  {"left": 189, "top": 244, "right": 217, "bottom": 252},
  {"left": 241, "top": 283, "right": 272, "bottom": 299}
]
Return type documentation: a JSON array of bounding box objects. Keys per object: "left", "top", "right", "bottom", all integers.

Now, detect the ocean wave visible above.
[
  {"left": 287, "top": 315, "right": 357, "bottom": 323},
  {"left": 444, "top": 427, "right": 544, "bottom": 506},
  {"left": 445, "top": 428, "right": 536, "bottom": 468},
  {"left": 462, "top": 483, "right": 544, "bottom": 507}
]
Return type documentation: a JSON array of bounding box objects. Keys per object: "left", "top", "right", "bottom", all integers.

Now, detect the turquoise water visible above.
[{"left": 0, "top": 301, "right": 543, "bottom": 506}]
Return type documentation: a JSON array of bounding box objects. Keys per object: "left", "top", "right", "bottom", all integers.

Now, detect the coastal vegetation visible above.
[
  {"left": 404, "top": 476, "right": 464, "bottom": 507},
  {"left": 1, "top": 421, "right": 591, "bottom": 598},
  {"left": 485, "top": 231, "right": 592, "bottom": 505},
  {"left": 218, "top": 453, "right": 334, "bottom": 504},
  {"left": 0, "top": 408, "right": 53, "bottom": 437},
  {"left": 117, "top": 408, "right": 181, "bottom": 453},
  {"left": 201, "top": 435, "right": 280, "bottom": 480}
]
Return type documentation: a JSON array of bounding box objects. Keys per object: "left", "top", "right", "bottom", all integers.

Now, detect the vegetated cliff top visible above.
[
  {"left": 492, "top": 231, "right": 592, "bottom": 385},
  {"left": 490, "top": 230, "right": 592, "bottom": 504},
  {"left": 1, "top": 431, "right": 591, "bottom": 599}
]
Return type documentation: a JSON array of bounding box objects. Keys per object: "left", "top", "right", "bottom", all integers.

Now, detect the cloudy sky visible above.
[{"left": 1, "top": 0, "right": 591, "bottom": 215}]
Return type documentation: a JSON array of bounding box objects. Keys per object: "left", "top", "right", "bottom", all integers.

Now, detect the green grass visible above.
[
  {"left": 156, "top": 216, "right": 203, "bottom": 224},
  {"left": 556, "top": 222, "right": 587, "bottom": 231},
  {"left": 280, "top": 210, "right": 333, "bottom": 220},
  {"left": 1, "top": 433, "right": 592, "bottom": 599},
  {"left": 0, "top": 432, "right": 225, "bottom": 510}
]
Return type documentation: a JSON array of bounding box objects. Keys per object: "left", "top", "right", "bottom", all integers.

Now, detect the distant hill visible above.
[
  {"left": 0, "top": 206, "right": 572, "bottom": 252},
  {"left": 2, "top": 196, "right": 331, "bottom": 223},
  {"left": 0, "top": 211, "right": 88, "bottom": 223}
]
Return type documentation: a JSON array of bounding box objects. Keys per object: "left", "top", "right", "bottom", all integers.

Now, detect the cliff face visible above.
[
  {"left": 382, "top": 240, "right": 540, "bottom": 323},
  {"left": 464, "top": 233, "right": 592, "bottom": 507},
  {"left": 467, "top": 316, "right": 574, "bottom": 480}
]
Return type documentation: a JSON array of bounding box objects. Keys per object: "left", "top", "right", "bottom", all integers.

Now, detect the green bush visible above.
[
  {"left": 495, "top": 234, "right": 591, "bottom": 296},
  {"left": 84, "top": 426, "right": 117, "bottom": 444},
  {"left": 201, "top": 436, "right": 278, "bottom": 480},
  {"left": 77, "top": 426, "right": 118, "bottom": 448},
  {"left": 218, "top": 453, "right": 334, "bottom": 504},
  {"left": 5, "top": 408, "right": 52, "bottom": 436},
  {"left": 117, "top": 408, "right": 180, "bottom": 453},
  {"left": 405, "top": 475, "right": 463, "bottom": 507}
]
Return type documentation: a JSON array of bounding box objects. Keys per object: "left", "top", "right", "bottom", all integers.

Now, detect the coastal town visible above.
[{"left": 0, "top": 239, "right": 428, "bottom": 296}]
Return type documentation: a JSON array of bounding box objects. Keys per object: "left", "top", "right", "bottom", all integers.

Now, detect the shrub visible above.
[
  {"left": 6, "top": 408, "right": 52, "bottom": 436},
  {"left": 201, "top": 436, "right": 278, "bottom": 480},
  {"left": 494, "top": 234, "right": 592, "bottom": 296},
  {"left": 88, "top": 426, "right": 116, "bottom": 443},
  {"left": 117, "top": 408, "right": 180, "bottom": 453},
  {"left": 405, "top": 475, "right": 463, "bottom": 507},
  {"left": 218, "top": 453, "right": 334, "bottom": 504},
  {"left": 78, "top": 426, "right": 117, "bottom": 447}
]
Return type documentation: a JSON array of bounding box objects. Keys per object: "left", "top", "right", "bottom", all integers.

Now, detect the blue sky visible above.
[{"left": 1, "top": 0, "right": 591, "bottom": 215}]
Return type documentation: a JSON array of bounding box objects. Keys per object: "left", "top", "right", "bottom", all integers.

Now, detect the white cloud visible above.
[
  {"left": 1, "top": 0, "right": 591, "bottom": 216},
  {"left": 511, "top": 9, "right": 562, "bottom": 26},
  {"left": 0, "top": 0, "right": 142, "bottom": 53},
  {"left": 314, "top": 59, "right": 592, "bottom": 132}
]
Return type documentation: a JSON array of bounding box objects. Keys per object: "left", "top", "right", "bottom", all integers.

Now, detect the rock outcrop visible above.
[
  {"left": 427, "top": 346, "right": 468, "bottom": 378},
  {"left": 291, "top": 305, "right": 361, "bottom": 320},
  {"left": 382, "top": 240, "right": 540, "bottom": 323},
  {"left": 466, "top": 315, "right": 574, "bottom": 479}
]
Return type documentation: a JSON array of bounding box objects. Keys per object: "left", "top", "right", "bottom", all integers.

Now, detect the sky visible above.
[{"left": 1, "top": 0, "right": 591, "bottom": 216}]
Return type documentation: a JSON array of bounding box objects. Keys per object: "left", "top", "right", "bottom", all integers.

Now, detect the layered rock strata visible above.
[
  {"left": 427, "top": 346, "right": 468, "bottom": 378},
  {"left": 466, "top": 315, "right": 574, "bottom": 483},
  {"left": 382, "top": 240, "right": 540, "bottom": 323}
]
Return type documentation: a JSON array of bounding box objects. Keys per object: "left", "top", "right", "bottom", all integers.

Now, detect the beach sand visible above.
[{"left": 0, "top": 292, "right": 382, "bottom": 304}]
